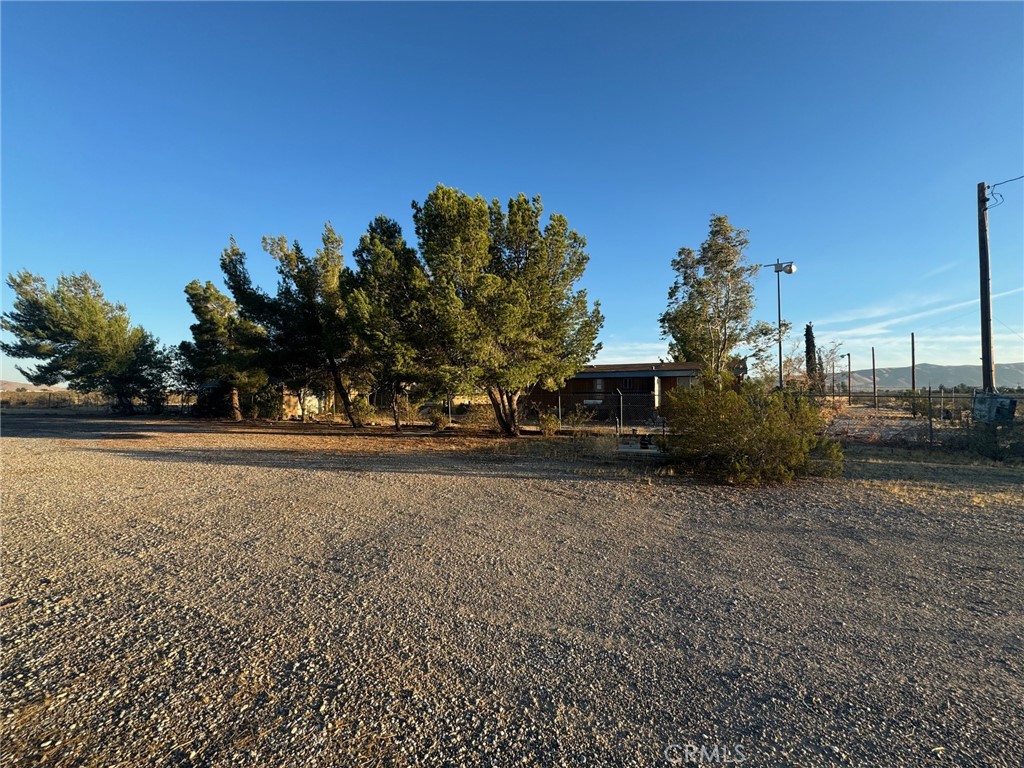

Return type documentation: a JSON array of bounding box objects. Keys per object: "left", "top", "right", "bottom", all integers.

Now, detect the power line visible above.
[
  {"left": 989, "top": 174, "right": 1024, "bottom": 190},
  {"left": 986, "top": 174, "right": 1023, "bottom": 211},
  {"left": 994, "top": 316, "right": 1024, "bottom": 343},
  {"left": 916, "top": 307, "right": 979, "bottom": 333},
  {"left": 986, "top": 174, "right": 1024, "bottom": 210}
]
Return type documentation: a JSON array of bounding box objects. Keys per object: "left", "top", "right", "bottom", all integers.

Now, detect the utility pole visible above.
[
  {"left": 872, "top": 346, "right": 878, "bottom": 411},
  {"left": 978, "top": 182, "right": 996, "bottom": 392},
  {"left": 846, "top": 352, "right": 852, "bottom": 405},
  {"left": 911, "top": 332, "right": 916, "bottom": 392}
]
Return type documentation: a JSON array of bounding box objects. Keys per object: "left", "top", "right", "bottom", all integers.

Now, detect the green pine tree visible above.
[
  {"left": 1, "top": 271, "right": 170, "bottom": 413},
  {"left": 413, "top": 185, "right": 603, "bottom": 436},
  {"left": 349, "top": 216, "right": 429, "bottom": 430}
]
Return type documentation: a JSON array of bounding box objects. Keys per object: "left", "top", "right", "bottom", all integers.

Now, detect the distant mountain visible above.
[
  {"left": 0, "top": 380, "right": 67, "bottom": 392},
  {"left": 845, "top": 362, "right": 1024, "bottom": 391}
]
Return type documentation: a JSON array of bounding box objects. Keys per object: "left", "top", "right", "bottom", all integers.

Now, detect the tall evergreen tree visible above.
[
  {"left": 805, "top": 322, "right": 818, "bottom": 391},
  {"left": 660, "top": 215, "right": 778, "bottom": 384},
  {"left": 179, "top": 279, "right": 267, "bottom": 420},
  {"left": 349, "top": 216, "right": 429, "bottom": 430},
  {"left": 1, "top": 271, "right": 170, "bottom": 412},
  {"left": 220, "top": 226, "right": 364, "bottom": 427},
  {"left": 804, "top": 322, "right": 828, "bottom": 394},
  {"left": 413, "top": 185, "right": 603, "bottom": 436},
  {"left": 412, "top": 185, "right": 493, "bottom": 401}
]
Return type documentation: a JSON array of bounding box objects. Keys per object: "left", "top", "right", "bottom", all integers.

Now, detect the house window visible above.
[
  {"left": 593, "top": 378, "right": 604, "bottom": 392},
  {"left": 622, "top": 378, "right": 634, "bottom": 391}
]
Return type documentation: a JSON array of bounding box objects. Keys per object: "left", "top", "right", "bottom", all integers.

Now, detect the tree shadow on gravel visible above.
[
  {"left": 0, "top": 412, "right": 512, "bottom": 443},
  {"left": 84, "top": 445, "right": 642, "bottom": 484}
]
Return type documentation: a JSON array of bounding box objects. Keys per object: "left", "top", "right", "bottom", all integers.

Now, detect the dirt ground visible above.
[{"left": 2, "top": 412, "right": 1022, "bottom": 767}]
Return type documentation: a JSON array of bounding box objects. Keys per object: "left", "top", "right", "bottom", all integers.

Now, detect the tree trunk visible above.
[
  {"left": 504, "top": 390, "right": 520, "bottom": 436},
  {"left": 486, "top": 387, "right": 511, "bottom": 436},
  {"left": 115, "top": 393, "right": 134, "bottom": 414},
  {"left": 327, "top": 360, "right": 360, "bottom": 428},
  {"left": 391, "top": 384, "right": 402, "bottom": 432},
  {"left": 229, "top": 386, "right": 242, "bottom": 421},
  {"left": 487, "top": 385, "right": 521, "bottom": 437},
  {"left": 338, "top": 385, "right": 360, "bottom": 427}
]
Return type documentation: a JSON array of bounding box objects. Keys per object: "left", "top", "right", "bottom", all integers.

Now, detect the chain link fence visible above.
[
  {"left": 842, "top": 391, "right": 976, "bottom": 420},
  {"left": 0, "top": 390, "right": 193, "bottom": 414},
  {"left": 525, "top": 391, "right": 669, "bottom": 432},
  {"left": 524, "top": 389, "right": 989, "bottom": 435},
  {"left": 824, "top": 390, "right": 1022, "bottom": 453},
  {"left": 0, "top": 390, "right": 110, "bottom": 410},
  {"left": 522, "top": 387, "right": 1021, "bottom": 453}
]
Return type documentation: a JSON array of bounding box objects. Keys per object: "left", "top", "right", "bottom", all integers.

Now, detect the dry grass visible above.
[{"left": 842, "top": 443, "right": 1023, "bottom": 511}]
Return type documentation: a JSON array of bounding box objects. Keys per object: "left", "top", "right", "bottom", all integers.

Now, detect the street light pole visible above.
[
  {"left": 765, "top": 260, "right": 796, "bottom": 390},
  {"left": 776, "top": 266, "right": 783, "bottom": 391}
]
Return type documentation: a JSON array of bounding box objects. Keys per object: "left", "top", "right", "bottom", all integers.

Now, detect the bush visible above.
[
  {"left": 562, "top": 403, "right": 597, "bottom": 440},
  {"left": 453, "top": 402, "right": 499, "bottom": 431},
  {"left": 538, "top": 409, "right": 560, "bottom": 437},
  {"left": 663, "top": 377, "right": 843, "bottom": 484},
  {"left": 428, "top": 406, "right": 451, "bottom": 432},
  {"left": 349, "top": 397, "right": 377, "bottom": 426},
  {"left": 966, "top": 420, "right": 1024, "bottom": 461},
  {"left": 251, "top": 384, "right": 285, "bottom": 420}
]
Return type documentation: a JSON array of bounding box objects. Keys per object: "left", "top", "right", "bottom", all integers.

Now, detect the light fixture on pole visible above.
[{"left": 763, "top": 259, "right": 796, "bottom": 390}]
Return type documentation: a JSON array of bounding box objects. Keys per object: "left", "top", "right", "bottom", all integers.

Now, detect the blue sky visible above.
[{"left": 3, "top": 1, "right": 1022, "bottom": 384}]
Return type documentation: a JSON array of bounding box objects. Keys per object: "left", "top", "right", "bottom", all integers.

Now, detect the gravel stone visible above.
[{"left": 1, "top": 414, "right": 1022, "bottom": 767}]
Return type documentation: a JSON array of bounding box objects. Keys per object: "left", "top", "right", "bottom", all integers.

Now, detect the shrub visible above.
[
  {"left": 453, "top": 402, "right": 499, "bottom": 431},
  {"left": 663, "top": 377, "right": 843, "bottom": 484},
  {"left": 428, "top": 406, "right": 451, "bottom": 432},
  {"left": 538, "top": 409, "right": 560, "bottom": 437},
  {"left": 251, "top": 384, "right": 285, "bottom": 420},
  {"left": 562, "top": 403, "right": 597, "bottom": 441},
  {"left": 349, "top": 397, "right": 377, "bottom": 426},
  {"left": 966, "top": 420, "right": 1024, "bottom": 461}
]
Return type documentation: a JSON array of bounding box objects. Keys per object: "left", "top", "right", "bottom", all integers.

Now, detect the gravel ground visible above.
[{"left": 2, "top": 413, "right": 1022, "bottom": 767}]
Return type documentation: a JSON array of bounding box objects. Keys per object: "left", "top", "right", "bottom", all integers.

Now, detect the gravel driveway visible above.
[{"left": 2, "top": 414, "right": 1022, "bottom": 767}]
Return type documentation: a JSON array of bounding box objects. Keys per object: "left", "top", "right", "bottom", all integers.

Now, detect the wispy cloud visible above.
[
  {"left": 810, "top": 287, "right": 1024, "bottom": 367},
  {"left": 922, "top": 261, "right": 960, "bottom": 279},
  {"left": 817, "top": 287, "right": 1023, "bottom": 331},
  {"left": 826, "top": 287, "right": 1024, "bottom": 338},
  {"left": 815, "top": 293, "right": 953, "bottom": 327},
  {"left": 593, "top": 341, "right": 669, "bottom": 364},
  {"left": 840, "top": 332, "right": 1024, "bottom": 367}
]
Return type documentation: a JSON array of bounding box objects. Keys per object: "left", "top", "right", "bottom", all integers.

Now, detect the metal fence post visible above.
[{"left": 928, "top": 386, "right": 934, "bottom": 446}]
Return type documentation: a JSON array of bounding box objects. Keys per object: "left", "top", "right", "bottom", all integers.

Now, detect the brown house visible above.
[{"left": 529, "top": 362, "right": 702, "bottom": 421}]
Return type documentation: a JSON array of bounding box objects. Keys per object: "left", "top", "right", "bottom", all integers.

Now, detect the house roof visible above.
[{"left": 573, "top": 362, "right": 702, "bottom": 379}]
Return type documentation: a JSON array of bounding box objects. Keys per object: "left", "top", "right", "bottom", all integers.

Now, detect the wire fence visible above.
[
  {"left": 525, "top": 391, "right": 669, "bottom": 432},
  {"left": 6, "top": 386, "right": 1019, "bottom": 453},
  {"left": 0, "top": 390, "right": 192, "bottom": 413},
  {"left": 521, "top": 388, "right": 1022, "bottom": 451},
  {"left": 0, "top": 390, "right": 110, "bottom": 410},
  {"left": 525, "top": 389, "right": 1005, "bottom": 429},
  {"left": 841, "top": 391, "right": 976, "bottom": 419}
]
